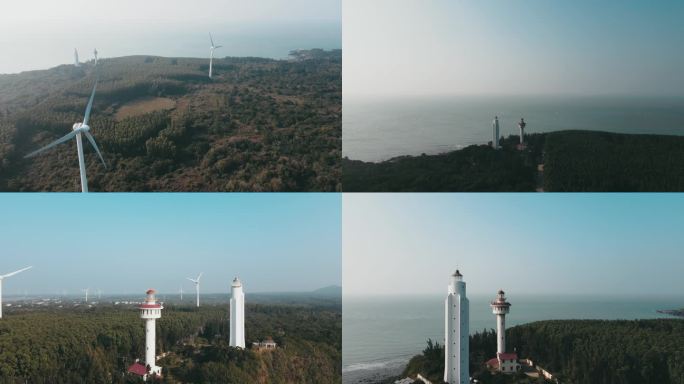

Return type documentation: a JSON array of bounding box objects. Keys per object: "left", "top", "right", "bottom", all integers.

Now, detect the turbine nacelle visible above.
[
  {"left": 25, "top": 78, "right": 106, "bottom": 191},
  {"left": 72, "top": 123, "right": 90, "bottom": 132}
]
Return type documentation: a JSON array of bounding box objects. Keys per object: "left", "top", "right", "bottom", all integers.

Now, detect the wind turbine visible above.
[
  {"left": 82, "top": 288, "right": 90, "bottom": 303},
  {"left": 93, "top": 48, "right": 98, "bottom": 66},
  {"left": 0, "top": 266, "right": 32, "bottom": 319},
  {"left": 74, "top": 48, "right": 80, "bottom": 67},
  {"left": 97, "top": 289, "right": 102, "bottom": 300},
  {"left": 25, "top": 78, "right": 106, "bottom": 192},
  {"left": 186, "top": 273, "right": 202, "bottom": 307},
  {"left": 180, "top": 286, "right": 183, "bottom": 301},
  {"left": 208, "top": 33, "right": 222, "bottom": 79}
]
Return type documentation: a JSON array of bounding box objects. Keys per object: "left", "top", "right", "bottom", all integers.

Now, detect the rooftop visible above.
[
  {"left": 498, "top": 352, "right": 518, "bottom": 361},
  {"left": 127, "top": 363, "right": 147, "bottom": 376}
]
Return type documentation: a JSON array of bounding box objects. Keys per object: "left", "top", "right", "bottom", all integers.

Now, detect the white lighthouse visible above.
[
  {"left": 490, "top": 290, "right": 511, "bottom": 355},
  {"left": 492, "top": 116, "right": 500, "bottom": 150},
  {"left": 518, "top": 118, "right": 527, "bottom": 148},
  {"left": 230, "top": 277, "right": 245, "bottom": 348},
  {"left": 138, "top": 289, "right": 163, "bottom": 379},
  {"left": 444, "top": 270, "right": 469, "bottom": 384}
]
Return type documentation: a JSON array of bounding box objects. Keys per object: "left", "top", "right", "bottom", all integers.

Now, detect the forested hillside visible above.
[
  {"left": 343, "top": 130, "right": 684, "bottom": 192},
  {"left": 342, "top": 135, "right": 540, "bottom": 192},
  {"left": 0, "top": 302, "right": 341, "bottom": 383},
  {"left": 542, "top": 130, "right": 684, "bottom": 191},
  {"left": 399, "top": 319, "right": 684, "bottom": 384},
  {"left": 0, "top": 49, "right": 341, "bottom": 191},
  {"left": 507, "top": 319, "right": 684, "bottom": 384}
]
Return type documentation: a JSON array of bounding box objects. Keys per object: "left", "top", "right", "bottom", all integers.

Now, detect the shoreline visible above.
[
  {"left": 343, "top": 130, "right": 684, "bottom": 192},
  {"left": 346, "top": 311, "right": 684, "bottom": 383},
  {"left": 657, "top": 309, "right": 684, "bottom": 317},
  {"left": 344, "top": 129, "right": 684, "bottom": 165}
]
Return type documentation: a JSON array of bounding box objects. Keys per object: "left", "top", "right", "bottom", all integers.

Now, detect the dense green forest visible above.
[
  {"left": 343, "top": 130, "right": 684, "bottom": 192},
  {"left": 0, "top": 49, "right": 341, "bottom": 191},
  {"left": 0, "top": 301, "right": 341, "bottom": 383},
  {"left": 342, "top": 135, "right": 539, "bottom": 192},
  {"left": 397, "top": 319, "right": 684, "bottom": 384},
  {"left": 543, "top": 131, "right": 684, "bottom": 191},
  {"left": 396, "top": 332, "right": 548, "bottom": 384}
]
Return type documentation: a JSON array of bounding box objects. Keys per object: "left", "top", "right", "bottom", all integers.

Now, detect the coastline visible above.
[
  {"left": 657, "top": 309, "right": 684, "bottom": 317},
  {"left": 343, "top": 130, "right": 684, "bottom": 192},
  {"left": 345, "top": 299, "right": 684, "bottom": 384}
]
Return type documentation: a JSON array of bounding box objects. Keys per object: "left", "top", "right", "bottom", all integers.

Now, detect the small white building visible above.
[
  {"left": 486, "top": 353, "right": 520, "bottom": 374},
  {"left": 252, "top": 337, "right": 277, "bottom": 350}
]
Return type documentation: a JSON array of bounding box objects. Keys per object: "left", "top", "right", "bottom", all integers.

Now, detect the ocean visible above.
[
  {"left": 342, "top": 95, "right": 684, "bottom": 162},
  {"left": 342, "top": 294, "right": 683, "bottom": 383}
]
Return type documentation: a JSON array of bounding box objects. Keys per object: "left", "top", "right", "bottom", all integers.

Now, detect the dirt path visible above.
[{"left": 536, "top": 163, "right": 545, "bottom": 192}]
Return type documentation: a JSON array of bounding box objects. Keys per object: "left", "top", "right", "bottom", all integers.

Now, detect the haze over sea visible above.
[
  {"left": 343, "top": 95, "right": 684, "bottom": 162},
  {"left": 0, "top": 21, "right": 341, "bottom": 75},
  {"left": 342, "top": 294, "right": 683, "bottom": 384}
]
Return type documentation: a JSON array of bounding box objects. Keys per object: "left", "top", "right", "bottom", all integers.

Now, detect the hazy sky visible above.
[
  {"left": 344, "top": 0, "right": 684, "bottom": 97},
  {"left": 344, "top": 194, "right": 684, "bottom": 296},
  {"left": 0, "top": 0, "right": 341, "bottom": 73},
  {"left": 0, "top": 194, "right": 341, "bottom": 295}
]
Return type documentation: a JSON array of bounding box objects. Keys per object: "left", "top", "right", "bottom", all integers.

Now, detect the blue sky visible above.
[
  {"left": 344, "top": 194, "right": 684, "bottom": 296},
  {"left": 0, "top": 194, "right": 341, "bottom": 295},
  {"left": 344, "top": 0, "right": 684, "bottom": 96}
]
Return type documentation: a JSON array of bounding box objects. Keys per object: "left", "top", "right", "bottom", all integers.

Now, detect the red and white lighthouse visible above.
[
  {"left": 129, "top": 289, "right": 163, "bottom": 380},
  {"left": 490, "top": 289, "right": 511, "bottom": 355}
]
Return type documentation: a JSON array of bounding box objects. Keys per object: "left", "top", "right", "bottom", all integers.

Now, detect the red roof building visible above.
[
  {"left": 127, "top": 362, "right": 148, "bottom": 376},
  {"left": 498, "top": 352, "right": 518, "bottom": 361},
  {"left": 486, "top": 353, "right": 520, "bottom": 374}
]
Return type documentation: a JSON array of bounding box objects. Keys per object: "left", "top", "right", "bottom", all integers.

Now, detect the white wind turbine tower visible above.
[
  {"left": 0, "top": 266, "right": 32, "bottom": 319},
  {"left": 25, "top": 78, "right": 106, "bottom": 192},
  {"left": 82, "top": 288, "right": 90, "bottom": 303},
  {"left": 208, "top": 33, "right": 222, "bottom": 79},
  {"left": 186, "top": 273, "right": 202, "bottom": 307},
  {"left": 93, "top": 48, "right": 98, "bottom": 66},
  {"left": 180, "top": 286, "right": 183, "bottom": 301},
  {"left": 74, "top": 48, "right": 80, "bottom": 67}
]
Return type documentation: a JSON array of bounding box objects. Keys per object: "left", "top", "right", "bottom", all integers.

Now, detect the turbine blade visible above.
[
  {"left": 24, "top": 131, "right": 78, "bottom": 158},
  {"left": 0, "top": 266, "right": 32, "bottom": 279},
  {"left": 83, "top": 78, "right": 98, "bottom": 126},
  {"left": 209, "top": 33, "right": 214, "bottom": 47},
  {"left": 186, "top": 278, "right": 197, "bottom": 283},
  {"left": 84, "top": 131, "right": 106, "bottom": 168},
  {"left": 197, "top": 272, "right": 203, "bottom": 281},
  {"left": 215, "top": 45, "right": 222, "bottom": 49}
]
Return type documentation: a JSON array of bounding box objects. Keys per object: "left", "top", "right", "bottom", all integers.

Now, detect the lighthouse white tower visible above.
[
  {"left": 492, "top": 116, "right": 500, "bottom": 150},
  {"left": 444, "top": 270, "right": 469, "bottom": 384},
  {"left": 140, "top": 289, "right": 163, "bottom": 379},
  {"left": 230, "top": 277, "right": 245, "bottom": 348},
  {"left": 490, "top": 290, "right": 511, "bottom": 355},
  {"left": 518, "top": 118, "right": 527, "bottom": 147}
]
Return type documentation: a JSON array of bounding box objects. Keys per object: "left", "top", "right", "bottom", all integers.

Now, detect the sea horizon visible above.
[
  {"left": 343, "top": 94, "right": 684, "bottom": 162},
  {"left": 0, "top": 20, "right": 341, "bottom": 75},
  {"left": 343, "top": 293, "right": 683, "bottom": 383}
]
